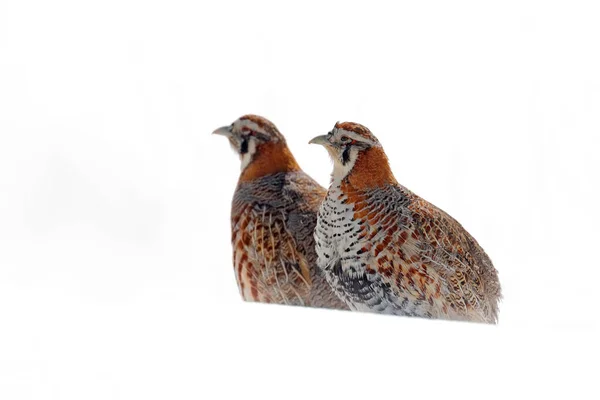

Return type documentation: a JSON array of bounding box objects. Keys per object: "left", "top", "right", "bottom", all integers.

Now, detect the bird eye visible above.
[
  {"left": 340, "top": 136, "right": 350, "bottom": 142},
  {"left": 240, "top": 126, "right": 257, "bottom": 137}
]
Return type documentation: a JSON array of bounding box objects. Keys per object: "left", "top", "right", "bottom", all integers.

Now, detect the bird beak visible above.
[
  {"left": 309, "top": 135, "right": 330, "bottom": 146},
  {"left": 212, "top": 126, "right": 232, "bottom": 138}
]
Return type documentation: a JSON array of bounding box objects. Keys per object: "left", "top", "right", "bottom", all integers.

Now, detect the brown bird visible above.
[
  {"left": 213, "top": 115, "right": 347, "bottom": 310},
  {"left": 310, "top": 122, "right": 501, "bottom": 323}
]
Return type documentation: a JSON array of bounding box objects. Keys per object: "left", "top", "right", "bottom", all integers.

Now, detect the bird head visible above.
[
  {"left": 213, "top": 115, "right": 299, "bottom": 181},
  {"left": 310, "top": 122, "right": 394, "bottom": 186}
]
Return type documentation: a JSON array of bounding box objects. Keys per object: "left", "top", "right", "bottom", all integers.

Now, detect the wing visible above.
[
  {"left": 359, "top": 184, "right": 501, "bottom": 322},
  {"left": 406, "top": 193, "right": 501, "bottom": 322},
  {"left": 231, "top": 202, "right": 313, "bottom": 306}
]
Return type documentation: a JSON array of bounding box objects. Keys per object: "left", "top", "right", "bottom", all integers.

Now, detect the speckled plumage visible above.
[
  {"left": 312, "top": 122, "right": 501, "bottom": 323},
  {"left": 232, "top": 172, "right": 346, "bottom": 308},
  {"left": 215, "top": 115, "right": 347, "bottom": 310}
]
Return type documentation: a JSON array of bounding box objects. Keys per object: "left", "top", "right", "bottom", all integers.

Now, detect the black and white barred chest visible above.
[
  {"left": 315, "top": 182, "right": 360, "bottom": 264},
  {"left": 315, "top": 182, "right": 385, "bottom": 312}
]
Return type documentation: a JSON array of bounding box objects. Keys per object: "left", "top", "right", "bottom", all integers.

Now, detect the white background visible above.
[{"left": 1, "top": 1, "right": 599, "bottom": 399}]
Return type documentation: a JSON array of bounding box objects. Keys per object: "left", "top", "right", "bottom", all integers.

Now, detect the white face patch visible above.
[
  {"left": 326, "top": 127, "right": 377, "bottom": 182},
  {"left": 330, "top": 145, "right": 359, "bottom": 182}
]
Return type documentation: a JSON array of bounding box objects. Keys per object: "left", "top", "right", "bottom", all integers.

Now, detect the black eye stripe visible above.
[
  {"left": 342, "top": 147, "right": 351, "bottom": 165},
  {"left": 240, "top": 138, "right": 249, "bottom": 154}
]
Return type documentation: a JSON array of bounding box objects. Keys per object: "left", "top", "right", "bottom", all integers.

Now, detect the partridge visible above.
[
  {"left": 213, "top": 115, "right": 347, "bottom": 310},
  {"left": 310, "top": 122, "right": 501, "bottom": 323}
]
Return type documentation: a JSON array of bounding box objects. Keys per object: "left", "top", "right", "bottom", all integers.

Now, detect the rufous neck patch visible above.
[
  {"left": 346, "top": 147, "right": 397, "bottom": 189},
  {"left": 239, "top": 142, "right": 301, "bottom": 183}
]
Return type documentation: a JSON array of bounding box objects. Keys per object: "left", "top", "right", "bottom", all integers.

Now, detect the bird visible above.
[
  {"left": 309, "top": 122, "right": 501, "bottom": 323},
  {"left": 213, "top": 114, "right": 347, "bottom": 310}
]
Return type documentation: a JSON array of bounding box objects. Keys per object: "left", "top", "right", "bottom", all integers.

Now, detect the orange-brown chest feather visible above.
[
  {"left": 346, "top": 147, "right": 397, "bottom": 190},
  {"left": 239, "top": 142, "right": 300, "bottom": 183}
]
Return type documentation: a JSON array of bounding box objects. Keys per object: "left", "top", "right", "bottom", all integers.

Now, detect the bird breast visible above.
[{"left": 315, "top": 182, "right": 366, "bottom": 276}]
